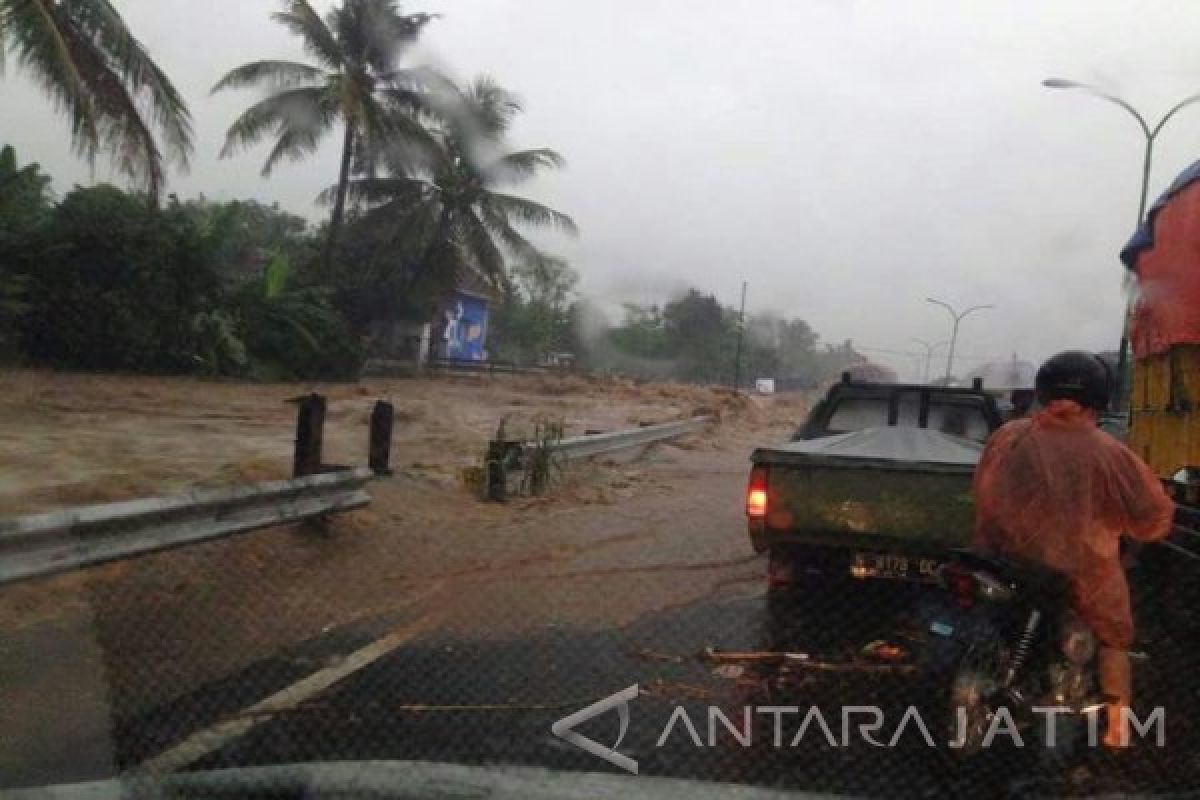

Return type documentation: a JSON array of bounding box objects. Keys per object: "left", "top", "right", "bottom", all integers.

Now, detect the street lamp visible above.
[
  {"left": 925, "top": 299, "right": 993, "bottom": 384},
  {"left": 1042, "top": 78, "right": 1200, "bottom": 410},
  {"left": 911, "top": 338, "right": 948, "bottom": 383},
  {"left": 1042, "top": 78, "right": 1200, "bottom": 225}
]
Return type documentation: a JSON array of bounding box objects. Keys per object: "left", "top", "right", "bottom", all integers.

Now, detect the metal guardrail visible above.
[
  {"left": 0, "top": 468, "right": 374, "bottom": 586},
  {"left": 428, "top": 357, "right": 524, "bottom": 375},
  {"left": 485, "top": 416, "right": 712, "bottom": 500},
  {"left": 426, "top": 358, "right": 578, "bottom": 377},
  {"left": 549, "top": 417, "right": 713, "bottom": 461}
]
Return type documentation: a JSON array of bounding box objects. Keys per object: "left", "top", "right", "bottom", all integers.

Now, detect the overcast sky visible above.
[{"left": 7, "top": 1, "right": 1200, "bottom": 379}]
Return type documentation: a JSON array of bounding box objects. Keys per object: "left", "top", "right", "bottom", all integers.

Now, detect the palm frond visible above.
[
  {"left": 90, "top": 69, "right": 166, "bottom": 197},
  {"left": 480, "top": 203, "right": 538, "bottom": 258},
  {"left": 324, "top": 176, "right": 432, "bottom": 207},
  {"left": 3, "top": 0, "right": 193, "bottom": 197},
  {"left": 464, "top": 75, "right": 522, "bottom": 139},
  {"left": 218, "top": 86, "right": 333, "bottom": 167},
  {"left": 488, "top": 148, "right": 566, "bottom": 184},
  {"left": 261, "top": 117, "right": 331, "bottom": 176},
  {"left": 331, "top": 0, "right": 435, "bottom": 75},
  {"left": 461, "top": 213, "right": 507, "bottom": 283},
  {"left": 358, "top": 191, "right": 440, "bottom": 241},
  {"left": 485, "top": 192, "right": 578, "bottom": 236},
  {"left": 3, "top": 0, "right": 100, "bottom": 160},
  {"left": 212, "top": 60, "right": 327, "bottom": 93},
  {"left": 360, "top": 96, "right": 441, "bottom": 175},
  {"left": 78, "top": 0, "right": 194, "bottom": 170},
  {"left": 379, "top": 63, "right": 454, "bottom": 94},
  {"left": 271, "top": 0, "right": 344, "bottom": 70},
  {"left": 379, "top": 66, "right": 454, "bottom": 133},
  {"left": 264, "top": 251, "right": 291, "bottom": 299}
]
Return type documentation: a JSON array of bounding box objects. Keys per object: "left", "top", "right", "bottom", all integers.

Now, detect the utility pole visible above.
[
  {"left": 911, "top": 338, "right": 948, "bottom": 384},
  {"left": 733, "top": 281, "right": 748, "bottom": 391}
]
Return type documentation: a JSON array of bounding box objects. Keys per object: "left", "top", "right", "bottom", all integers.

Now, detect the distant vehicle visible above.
[
  {"left": 746, "top": 374, "right": 1003, "bottom": 587},
  {"left": 541, "top": 352, "right": 576, "bottom": 369}
]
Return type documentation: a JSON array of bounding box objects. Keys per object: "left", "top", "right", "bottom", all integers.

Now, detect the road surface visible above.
[{"left": 2, "top": 422, "right": 1199, "bottom": 797}]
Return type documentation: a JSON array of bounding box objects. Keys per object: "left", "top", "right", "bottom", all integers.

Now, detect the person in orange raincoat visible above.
[{"left": 973, "top": 351, "right": 1174, "bottom": 748}]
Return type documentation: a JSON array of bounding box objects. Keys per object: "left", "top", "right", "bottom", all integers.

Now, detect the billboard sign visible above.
[{"left": 442, "top": 292, "right": 489, "bottom": 361}]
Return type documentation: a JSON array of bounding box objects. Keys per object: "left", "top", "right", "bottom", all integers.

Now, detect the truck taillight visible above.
[{"left": 746, "top": 465, "right": 769, "bottom": 518}]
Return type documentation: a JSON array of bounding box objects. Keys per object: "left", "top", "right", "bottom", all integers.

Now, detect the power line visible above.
[{"left": 854, "top": 345, "right": 1002, "bottom": 364}]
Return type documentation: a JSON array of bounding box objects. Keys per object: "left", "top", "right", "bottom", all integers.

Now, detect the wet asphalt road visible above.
[
  {"left": 130, "top": 570, "right": 1200, "bottom": 799},
  {"left": 5, "top": 435, "right": 1200, "bottom": 797}
]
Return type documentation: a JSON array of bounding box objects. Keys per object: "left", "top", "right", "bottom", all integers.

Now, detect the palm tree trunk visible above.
[
  {"left": 323, "top": 125, "right": 356, "bottom": 270},
  {"left": 417, "top": 209, "right": 450, "bottom": 281}
]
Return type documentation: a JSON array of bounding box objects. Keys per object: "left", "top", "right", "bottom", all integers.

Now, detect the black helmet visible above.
[{"left": 1035, "top": 351, "right": 1111, "bottom": 411}]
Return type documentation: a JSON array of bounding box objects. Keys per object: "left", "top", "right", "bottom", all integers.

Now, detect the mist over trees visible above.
[
  {"left": 496, "top": 280, "right": 872, "bottom": 387},
  {"left": 0, "top": 0, "right": 876, "bottom": 388}
]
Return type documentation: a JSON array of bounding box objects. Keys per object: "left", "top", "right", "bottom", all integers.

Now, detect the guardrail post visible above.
[
  {"left": 369, "top": 400, "right": 395, "bottom": 476},
  {"left": 291, "top": 393, "right": 326, "bottom": 478}
]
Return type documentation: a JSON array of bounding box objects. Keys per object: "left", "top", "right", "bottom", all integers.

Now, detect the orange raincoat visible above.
[{"left": 973, "top": 400, "right": 1174, "bottom": 648}]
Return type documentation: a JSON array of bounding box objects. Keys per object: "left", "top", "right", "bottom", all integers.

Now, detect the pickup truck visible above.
[{"left": 746, "top": 375, "right": 1003, "bottom": 587}]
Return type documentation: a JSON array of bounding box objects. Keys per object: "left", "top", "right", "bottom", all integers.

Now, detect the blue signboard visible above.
[{"left": 441, "top": 292, "right": 489, "bottom": 361}]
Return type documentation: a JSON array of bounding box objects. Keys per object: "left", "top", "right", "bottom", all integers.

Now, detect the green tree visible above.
[
  {"left": 338, "top": 76, "right": 577, "bottom": 316},
  {"left": 0, "top": 145, "right": 52, "bottom": 229},
  {"left": 0, "top": 0, "right": 193, "bottom": 198},
  {"left": 0, "top": 144, "right": 53, "bottom": 358},
  {"left": 213, "top": 0, "right": 435, "bottom": 268},
  {"left": 815, "top": 339, "right": 868, "bottom": 382},
  {"left": 776, "top": 317, "right": 819, "bottom": 382},
  {"left": 491, "top": 255, "right": 578, "bottom": 362},
  {"left": 230, "top": 251, "right": 364, "bottom": 379},
  {"left": 179, "top": 196, "right": 312, "bottom": 284},
  {"left": 662, "top": 289, "right": 733, "bottom": 383},
  {"left": 609, "top": 303, "right": 669, "bottom": 361},
  {"left": 22, "top": 186, "right": 221, "bottom": 371}
]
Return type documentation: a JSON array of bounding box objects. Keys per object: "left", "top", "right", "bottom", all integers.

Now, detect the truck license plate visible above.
[{"left": 852, "top": 552, "right": 941, "bottom": 582}]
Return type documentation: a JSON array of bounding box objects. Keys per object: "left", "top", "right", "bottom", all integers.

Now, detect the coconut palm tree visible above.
[
  {"left": 336, "top": 76, "right": 577, "bottom": 298},
  {"left": 0, "top": 0, "right": 193, "bottom": 199},
  {"left": 213, "top": 0, "right": 435, "bottom": 268}
]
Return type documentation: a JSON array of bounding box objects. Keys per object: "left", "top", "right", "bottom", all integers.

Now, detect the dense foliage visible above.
[
  {"left": 0, "top": 0, "right": 869, "bottom": 387},
  {"left": 0, "top": 170, "right": 362, "bottom": 378},
  {"left": 595, "top": 291, "right": 869, "bottom": 386}
]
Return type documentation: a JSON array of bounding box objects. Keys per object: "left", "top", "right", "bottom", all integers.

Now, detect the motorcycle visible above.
[{"left": 937, "top": 550, "right": 1105, "bottom": 755}]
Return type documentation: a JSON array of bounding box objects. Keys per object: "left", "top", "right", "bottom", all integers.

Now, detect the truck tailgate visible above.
[{"left": 753, "top": 426, "right": 982, "bottom": 548}]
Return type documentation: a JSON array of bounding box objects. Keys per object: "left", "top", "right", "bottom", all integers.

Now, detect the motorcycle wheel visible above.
[
  {"left": 949, "top": 639, "right": 1004, "bottom": 757},
  {"left": 1035, "top": 708, "right": 1083, "bottom": 759}
]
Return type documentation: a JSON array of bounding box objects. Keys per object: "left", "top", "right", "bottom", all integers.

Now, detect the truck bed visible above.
[{"left": 752, "top": 426, "right": 982, "bottom": 549}]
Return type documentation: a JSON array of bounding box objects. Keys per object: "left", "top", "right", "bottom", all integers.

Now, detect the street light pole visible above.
[
  {"left": 911, "top": 338, "right": 948, "bottom": 383},
  {"left": 1042, "top": 79, "right": 1200, "bottom": 410},
  {"left": 925, "top": 299, "right": 994, "bottom": 384}
]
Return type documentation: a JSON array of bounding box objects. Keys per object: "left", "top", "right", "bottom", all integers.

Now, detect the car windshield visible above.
[
  {"left": 823, "top": 390, "right": 994, "bottom": 443},
  {"left": 827, "top": 393, "right": 893, "bottom": 433},
  {"left": 927, "top": 397, "right": 993, "bottom": 442},
  {"left": 2, "top": 2, "right": 1195, "bottom": 799}
]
